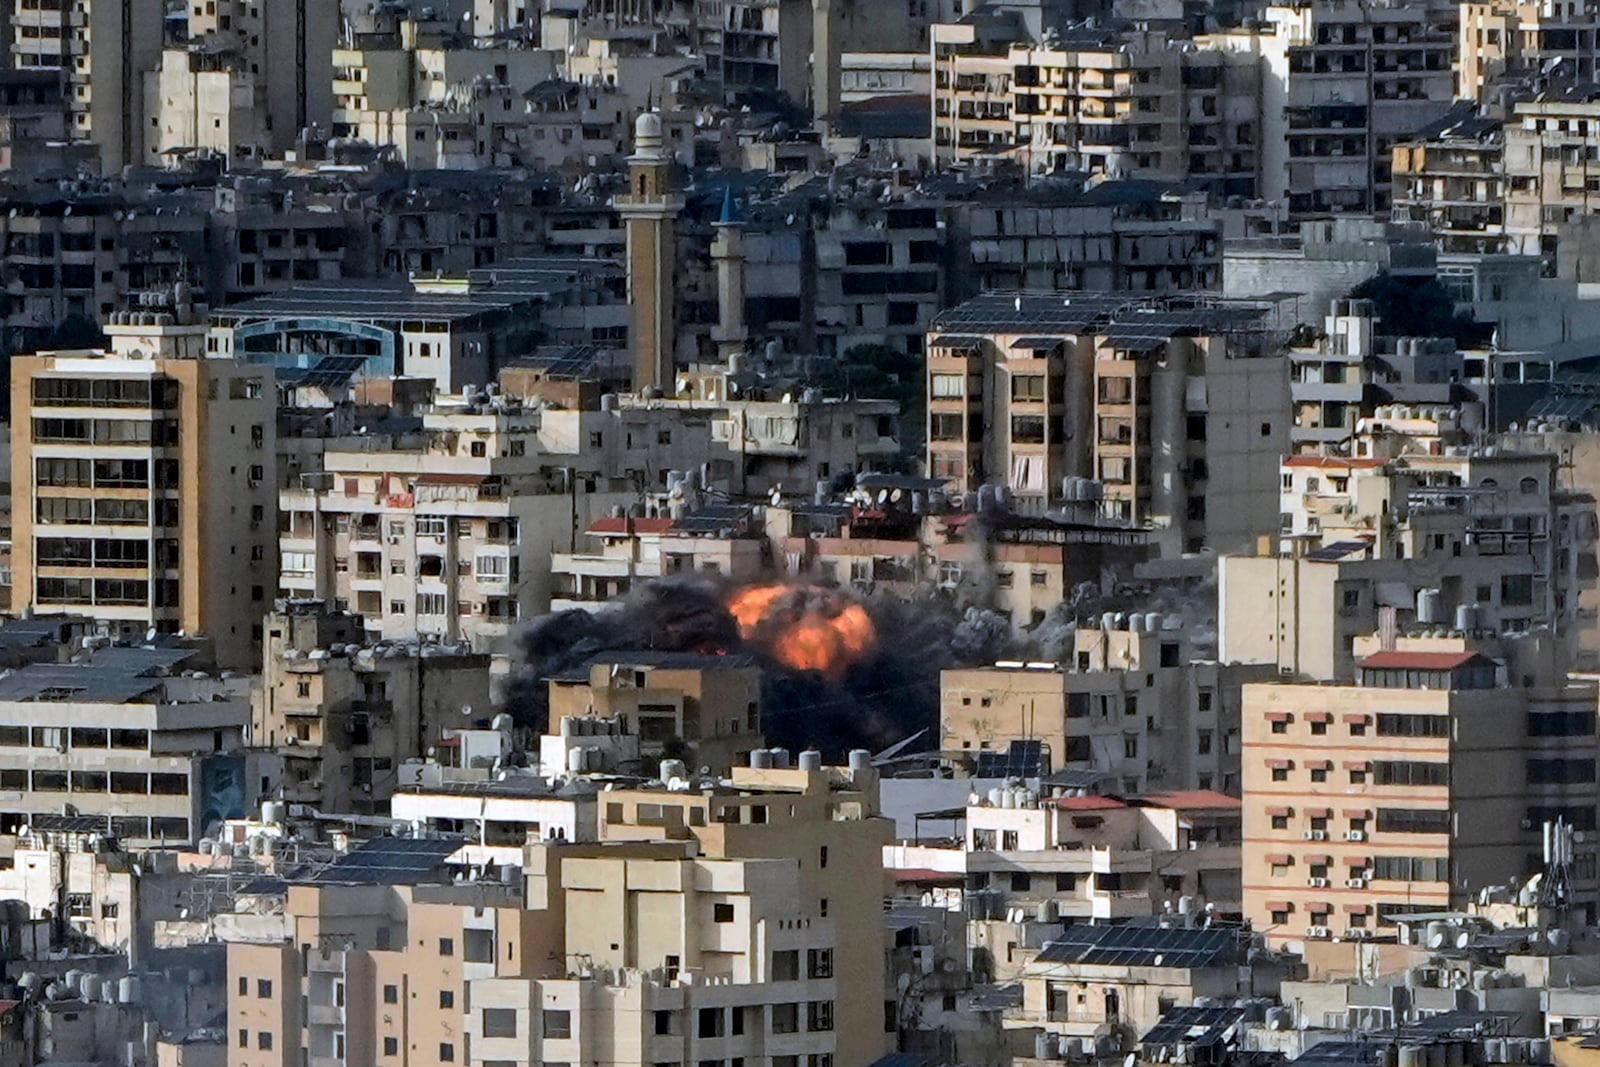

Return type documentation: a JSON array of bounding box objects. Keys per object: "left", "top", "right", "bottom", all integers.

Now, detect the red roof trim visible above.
[{"left": 1283, "top": 456, "right": 1388, "bottom": 469}]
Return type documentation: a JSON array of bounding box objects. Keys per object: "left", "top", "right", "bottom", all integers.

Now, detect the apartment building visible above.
[
  {"left": 276, "top": 399, "right": 629, "bottom": 651},
  {"left": 1225, "top": 0, "right": 1457, "bottom": 216},
  {"left": 1391, "top": 110, "right": 1506, "bottom": 255},
  {"left": 1503, "top": 90, "right": 1600, "bottom": 261},
  {"left": 941, "top": 622, "right": 1267, "bottom": 795},
  {"left": 10, "top": 296, "right": 276, "bottom": 670},
  {"left": 931, "top": 25, "right": 1261, "bottom": 194},
  {"left": 228, "top": 757, "right": 892, "bottom": 1067},
  {"left": 0, "top": 69, "right": 68, "bottom": 172},
  {"left": 1222, "top": 422, "right": 1598, "bottom": 680},
  {"left": 593, "top": 759, "right": 894, "bottom": 1067},
  {"left": 7, "top": 0, "right": 164, "bottom": 171},
  {"left": 547, "top": 652, "right": 764, "bottom": 775},
  {"left": 253, "top": 601, "right": 493, "bottom": 816},
  {"left": 883, "top": 788, "right": 1242, "bottom": 932},
  {"left": 962, "top": 184, "right": 1227, "bottom": 294},
  {"left": 0, "top": 646, "right": 261, "bottom": 847},
  {"left": 1286, "top": 299, "right": 1519, "bottom": 453},
  {"left": 1459, "top": 0, "right": 1600, "bottom": 104},
  {"left": 144, "top": 0, "right": 337, "bottom": 165},
  {"left": 925, "top": 291, "right": 1288, "bottom": 556},
  {"left": 1240, "top": 633, "right": 1600, "bottom": 947}
]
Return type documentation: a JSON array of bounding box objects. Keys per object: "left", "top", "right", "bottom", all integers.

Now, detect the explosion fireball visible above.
[{"left": 727, "top": 585, "right": 877, "bottom": 680}]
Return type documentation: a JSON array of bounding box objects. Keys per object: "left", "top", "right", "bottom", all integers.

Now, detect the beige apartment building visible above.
[
  {"left": 1503, "top": 91, "right": 1600, "bottom": 259},
  {"left": 1459, "top": 0, "right": 1600, "bottom": 104},
  {"left": 276, "top": 399, "right": 629, "bottom": 652},
  {"left": 10, "top": 297, "right": 276, "bottom": 670},
  {"left": 8, "top": 0, "right": 164, "bottom": 170},
  {"left": 547, "top": 653, "right": 764, "bottom": 775},
  {"left": 941, "top": 622, "right": 1268, "bottom": 795},
  {"left": 254, "top": 601, "right": 493, "bottom": 816},
  {"left": 930, "top": 26, "right": 1261, "bottom": 194},
  {"left": 228, "top": 758, "right": 893, "bottom": 1067},
  {"left": 143, "top": 0, "right": 337, "bottom": 165},
  {"left": 1214, "top": 0, "right": 1458, "bottom": 216},
  {"left": 1221, "top": 426, "right": 1598, "bottom": 680},
  {"left": 925, "top": 292, "right": 1288, "bottom": 556},
  {"left": 1391, "top": 115, "right": 1505, "bottom": 255},
  {"left": 1240, "top": 634, "right": 1600, "bottom": 948}
]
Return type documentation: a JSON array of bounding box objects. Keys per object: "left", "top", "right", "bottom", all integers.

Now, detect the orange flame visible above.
[{"left": 727, "top": 585, "right": 877, "bottom": 680}]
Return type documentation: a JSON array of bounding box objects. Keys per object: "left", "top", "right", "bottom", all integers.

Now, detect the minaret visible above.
[
  {"left": 614, "top": 110, "right": 683, "bottom": 393},
  {"left": 711, "top": 186, "right": 748, "bottom": 363}
]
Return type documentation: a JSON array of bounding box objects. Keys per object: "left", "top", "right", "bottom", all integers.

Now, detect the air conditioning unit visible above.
[
  {"left": 1345, "top": 830, "right": 1367, "bottom": 841},
  {"left": 1304, "top": 830, "right": 1328, "bottom": 841},
  {"left": 1307, "top": 877, "right": 1329, "bottom": 888},
  {"left": 1345, "top": 877, "right": 1368, "bottom": 889},
  {"left": 1305, "top": 926, "right": 1332, "bottom": 939},
  {"left": 1346, "top": 928, "right": 1372, "bottom": 940}
]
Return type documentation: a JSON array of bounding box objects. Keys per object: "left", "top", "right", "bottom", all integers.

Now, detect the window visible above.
[
  {"left": 238, "top": 977, "right": 248, "bottom": 995},
  {"left": 1271, "top": 767, "right": 1288, "bottom": 783},
  {"left": 258, "top": 1033, "right": 273, "bottom": 1051},
  {"left": 483, "top": 1008, "right": 518, "bottom": 1038},
  {"left": 1376, "top": 714, "right": 1450, "bottom": 738},
  {"left": 385, "top": 1037, "right": 399, "bottom": 1056},
  {"left": 808, "top": 949, "right": 833, "bottom": 978},
  {"left": 1376, "top": 808, "right": 1451, "bottom": 835},
  {"left": 1270, "top": 719, "right": 1287, "bottom": 735},
  {"left": 808, "top": 1001, "right": 834, "bottom": 1031},
  {"left": 439, "top": 937, "right": 455, "bottom": 957},
  {"left": 714, "top": 903, "right": 735, "bottom": 923},
  {"left": 543, "top": 1009, "right": 572, "bottom": 1038},
  {"left": 1375, "top": 761, "right": 1449, "bottom": 787},
  {"left": 1011, "top": 872, "right": 1031, "bottom": 891},
  {"left": 773, "top": 950, "right": 800, "bottom": 981},
  {"left": 772, "top": 1003, "right": 800, "bottom": 1034},
  {"left": 1373, "top": 856, "right": 1449, "bottom": 881},
  {"left": 239, "top": 1030, "right": 247, "bottom": 1049},
  {"left": 383, "top": 984, "right": 398, "bottom": 1004},
  {"left": 1271, "top": 814, "right": 1288, "bottom": 830},
  {"left": 1527, "top": 759, "right": 1597, "bottom": 785},
  {"left": 440, "top": 1043, "right": 455, "bottom": 1063},
  {"left": 699, "top": 1007, "right": 725, "bottom": 1038},
  {"left": 1310, "top": 720, "right": 1328, "bottom": 736},
  {"left": 440, "top": 990, "right": 455, "bottom": 1009},
  {"left": 931, "top": 374, "right": 964, "bottom": 398},
  {"left": 257, "top": 980, "right": 272, "bottom": 998},
  {"left": 464, "top": 928, "right": 495, "bottom": 962}
]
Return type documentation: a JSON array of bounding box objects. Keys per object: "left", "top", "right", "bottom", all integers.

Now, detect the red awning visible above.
[
  {"left": 1344, "top": 903, "right": 1373, "bottom": 914},
  {"left": 1343, "top": 807, "right": 1371, "bottom": 817},
  {"left": 1307, "top": 760, "right": 1333, "bottom": 770},
  {"left": 1266, "top": 853, "right": 1293, "bottom": 865},
  {"left": 1305, "top": 712, "right": 1333, "bottom": 724},
  {"left": 1305, "top": 854, "right": 1332, "bottom": 866},
  {"left": 1307, "top": 901, "right": 1333, "bottom": 914},
  {"left": 1266, "top": 900, "right": 1293, "bottom": 911},
  {"left": 1266, "top": 806, "right": 1293, "bottom": 817},
  {"left": 1266, "top": 759, "right": 1293, "bottom": 769},
  {"left": 1344, "top": 714, "right": 1370, "bottom": 724},
  {"left": 1343, "top": 762, "right": 1370, "bottom": 771},
  {"left": 1304, "top": 807, "right": 1332, "bottom": 818},
  {"left": 1265, "top": 712, "right": 1293, "bottom": 723}
]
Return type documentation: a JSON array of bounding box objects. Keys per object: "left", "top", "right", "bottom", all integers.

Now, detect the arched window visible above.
[{"left": 1520, "top": 476, "right": 1539, "bottom": 495}]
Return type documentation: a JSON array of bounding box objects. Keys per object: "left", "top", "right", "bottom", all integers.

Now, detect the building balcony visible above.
[{"left": 307, "top": 1003, "right": 345, "bottom": 1027}]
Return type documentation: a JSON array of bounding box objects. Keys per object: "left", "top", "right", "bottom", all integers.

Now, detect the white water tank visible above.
[
  {"left": 798, "top": 750, "right": 823, "bottom": 771},
  {"left": 117, "top": 976, "right": 140, "bottom": 1004}
]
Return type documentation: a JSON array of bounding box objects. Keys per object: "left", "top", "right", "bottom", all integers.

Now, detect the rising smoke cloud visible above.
[{"left": 501, "top": 572, "right": 1217, "bottom": 761}]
